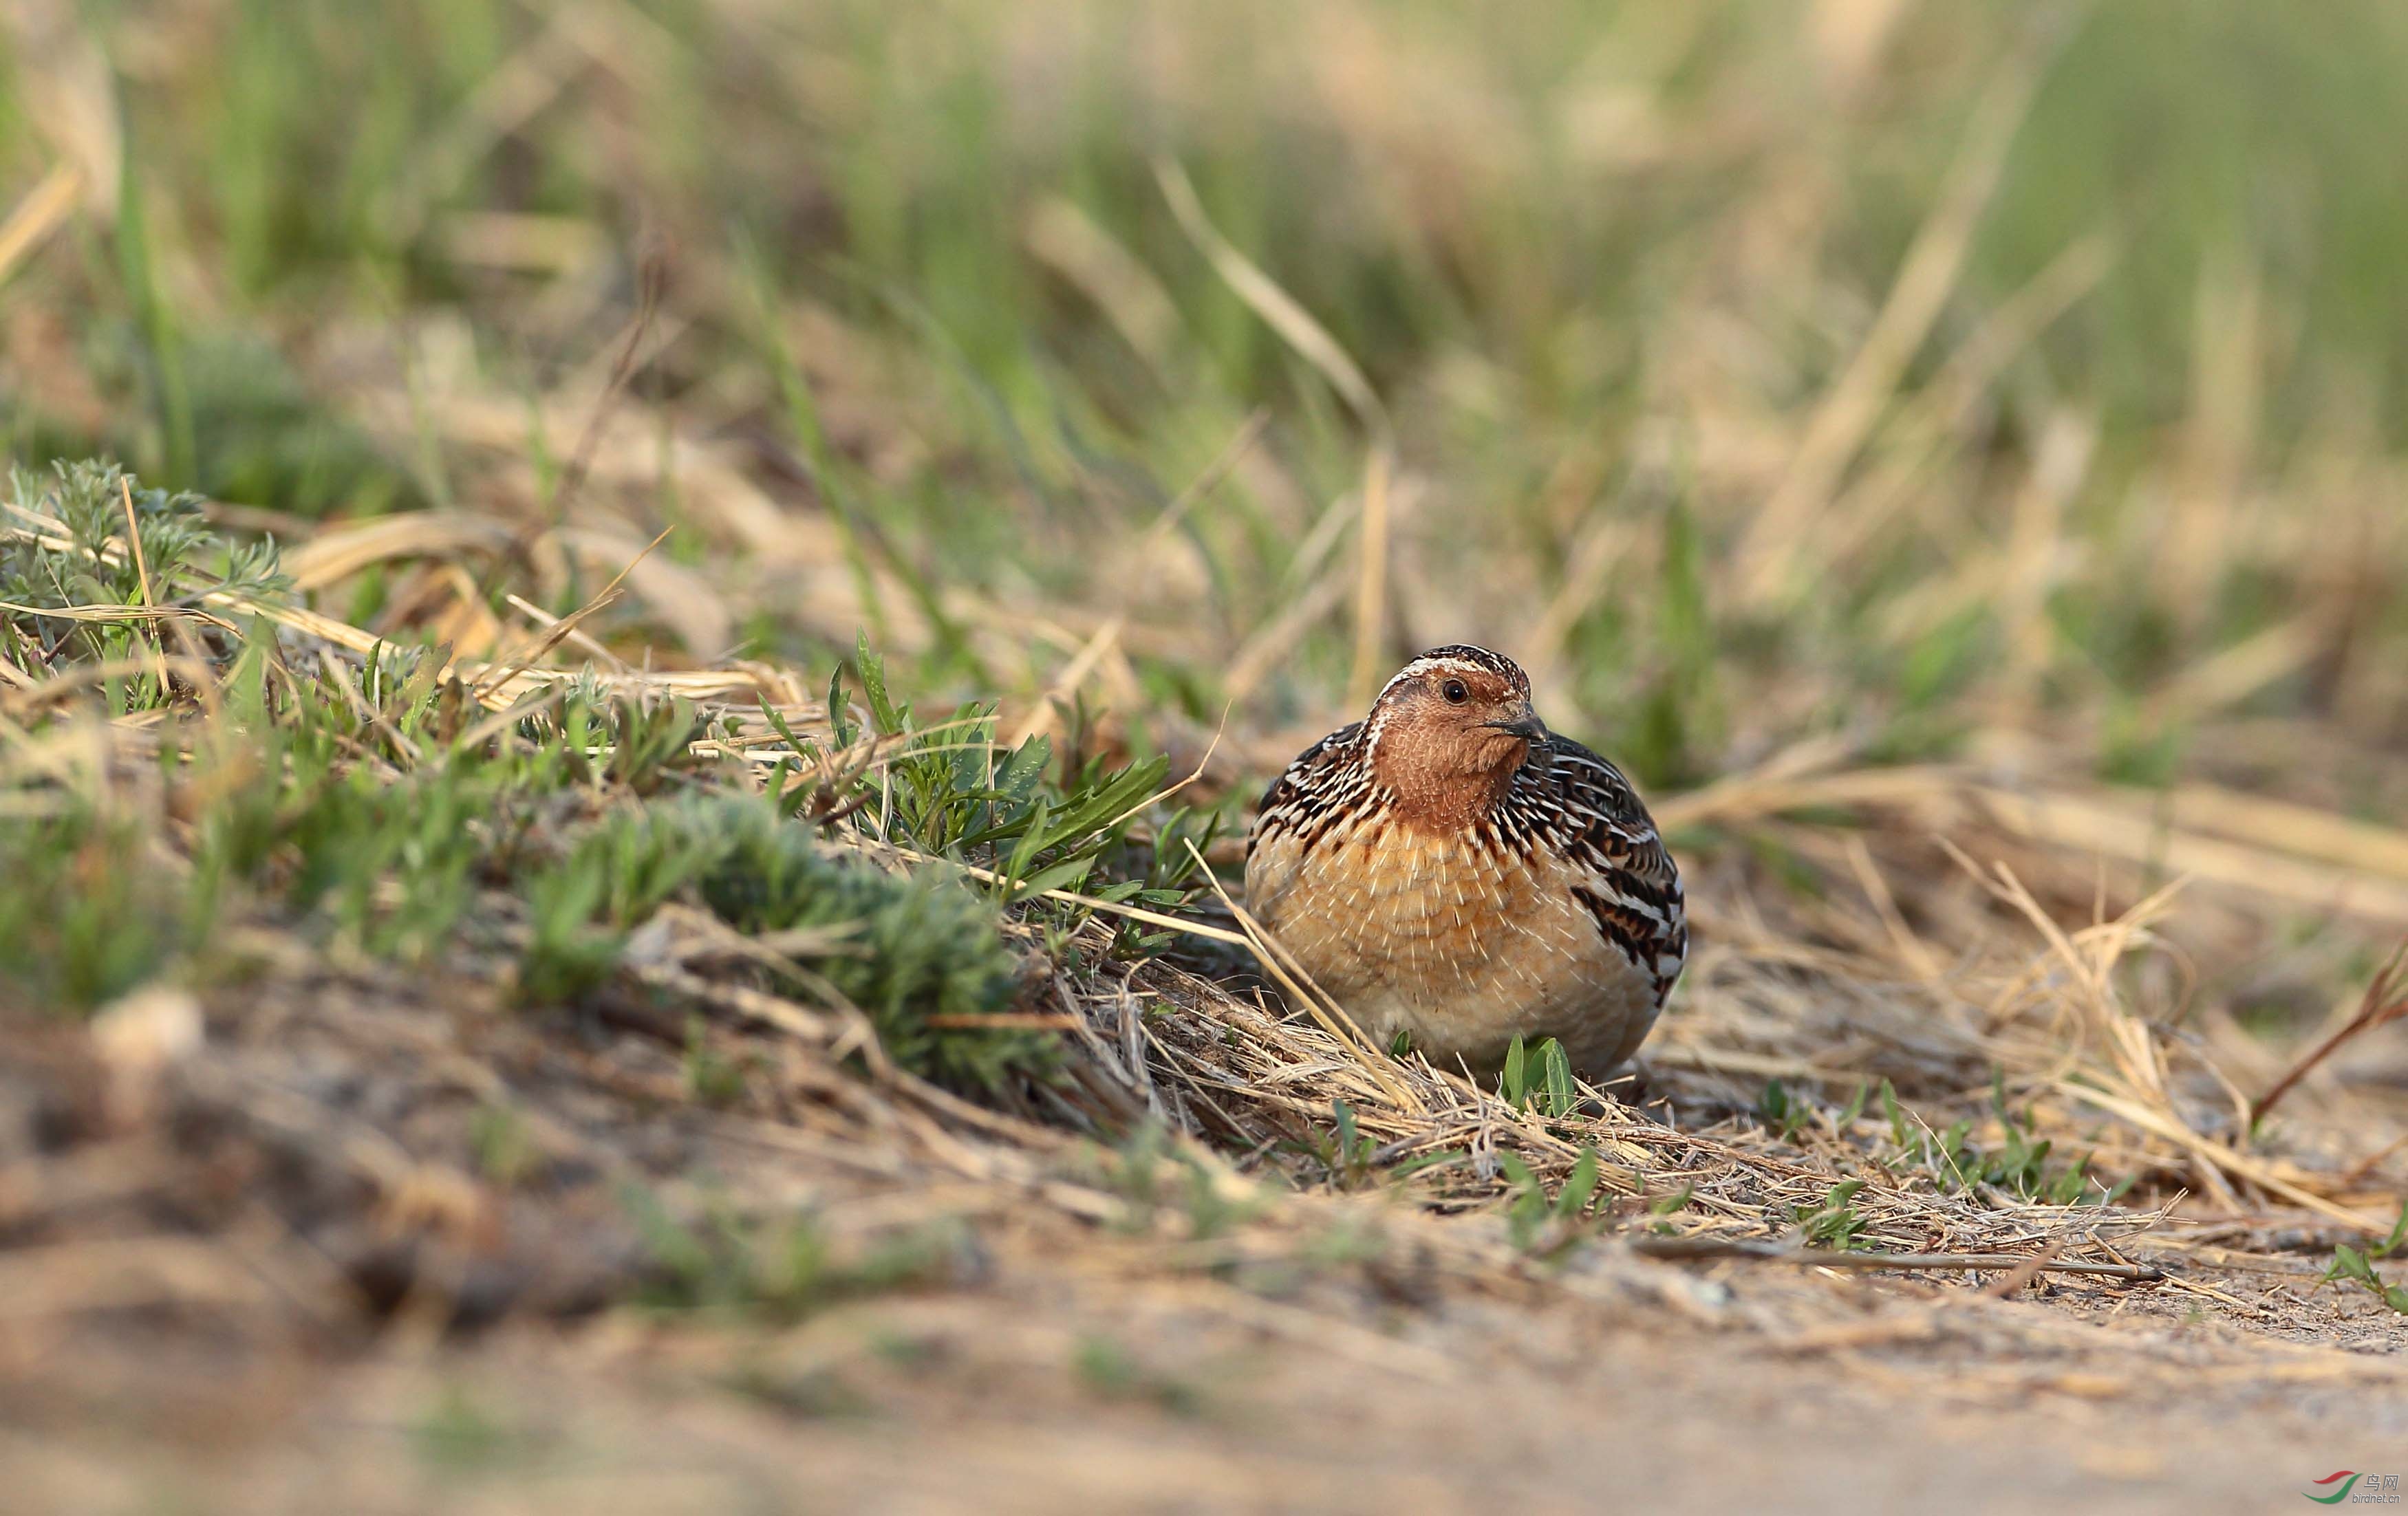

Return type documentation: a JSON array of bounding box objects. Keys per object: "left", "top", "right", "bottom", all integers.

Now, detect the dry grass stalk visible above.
[{"left": 2250, "top": 943, "right": 2408, "bottom": 1127}]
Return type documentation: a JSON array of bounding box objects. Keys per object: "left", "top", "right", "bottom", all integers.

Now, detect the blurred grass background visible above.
[{"left": 4, "top": 0, "right": 2406, "bottom": 844}]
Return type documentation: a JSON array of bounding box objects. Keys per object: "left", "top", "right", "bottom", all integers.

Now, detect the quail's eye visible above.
[{"left": 1441, "top": 678, "right": 1470, "bottom": 705}]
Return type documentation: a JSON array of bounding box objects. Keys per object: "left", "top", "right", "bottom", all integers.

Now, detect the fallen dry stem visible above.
[{"left": 1626, "top": 1235, "right": 2164, "bottom": 1282}]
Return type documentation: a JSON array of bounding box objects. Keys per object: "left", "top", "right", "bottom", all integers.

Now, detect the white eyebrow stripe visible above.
[{"left": 1382, "top": 655, "right": 1496, "bottom": 697}]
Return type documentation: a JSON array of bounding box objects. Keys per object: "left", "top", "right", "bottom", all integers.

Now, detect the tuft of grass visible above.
[
  {"left": 1498, "top": 1147, "right": 1606, "bottom": 1261},
  {"left": 1783, "top": 1074, "right": 2136, "bottom": 1208},
  {"left": 1795, "top": 1180, "right": 1873, "bottom": 1252},
  {"left": 839, "top": 639, "right": 1174, "bottom": 907},
  {"left": 281, "top": 757, "right": 510, "bottom": 963},
  {"left": 1623, "top": 495, "right": 1720, "bottom": 790},
  {"left": 1645, "top": 1184, "right": 1696, "bottom": 1235},
  {"left": 1759, "top": 1078, "right": 1809, "bottom": 1143},
  {"left": 625, "top": 1188, "right": 971, "bottom": 1325},
  {"left": 508, "top": 791, "right": 1049, "bottom": 1092},
  {"left": 687, "top": 798, "right": 1043, "bottom": 1090},
  {"left": 0, "top": 809, "right": 182, "bottom": 1014},
  {"left": 1498, "top": 1035, "right": 1579, "bottom": 1118},
  {"left": 1289, "top": 1098, "right": 1379, "bottom": 1191}
]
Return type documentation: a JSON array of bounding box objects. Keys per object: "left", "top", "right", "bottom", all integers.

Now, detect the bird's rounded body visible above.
[{"left": 1245, "top": 647, "right": 1685, "bottom": 1078}]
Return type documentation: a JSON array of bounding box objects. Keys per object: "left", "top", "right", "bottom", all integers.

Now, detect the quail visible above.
[{"left": 1245, "top": 646, "right": 1686, "bottom": 1078}]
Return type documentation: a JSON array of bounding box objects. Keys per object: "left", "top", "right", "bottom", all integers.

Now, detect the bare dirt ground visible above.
[
  {"left": 24, "top": 1285, "right": 2405, "bottom": 1516},
  {"left": 6, "top": 916, "right": 2405, "bottom": 1516}
]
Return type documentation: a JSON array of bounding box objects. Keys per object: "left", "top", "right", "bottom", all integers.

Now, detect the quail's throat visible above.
[{"left": 1377, "top": 731, "right": 1534, "bottom": 833}]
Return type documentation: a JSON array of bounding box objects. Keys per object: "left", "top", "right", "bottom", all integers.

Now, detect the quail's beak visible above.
[{"left": 1482, "top": 704, "right": 1547, "bottom": 741}]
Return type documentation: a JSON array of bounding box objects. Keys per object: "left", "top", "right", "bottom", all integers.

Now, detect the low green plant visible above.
[
  {"left": 1881, "top": 1079, "right": 1910, "bottom": 1147},
  {"left": 280, "top": 757, "right": 511, "bottom": 962},
  {"left": 624, "top": 1188, "right": 967, "bottom": 1323},
  {"left": 1, "top": 459, "right": 284, "bottom": 693},
  {"left": 0, "top": 808, "right": 181, "bottom": 1013},
  {"left": 2321, "top": 1204, "right": 2408, "bottom": 1316},
  {"left": 1875, "top": 1075, "right": 2133, "bottom": 1206},
  {"left": 1759, "top": 1077, "right": 1808, "bottom": 1142},
  {"left": 2324, "top": 1247, "right": 2408, "bottom": 1316},
  {"left": 686, "top": 799, "right": 1040, "bottom": 1089},
  {"left": 841, "top": 636, "right": 1169, "bottom": 887},
  {"left": 514, "top": 850, "right": 623, "bottom": 1006},
  {"left": 1290, "top": 1098, "right": 1379, "bottom": 1189},
  {"left": 1795, "top": 1180, "right": 1871, "bottom": 1251},
  {"left": 1930, "top": 1075, "right": 2133, "bottom": 1205},
  {"left": 1498, "top": 1147, "right": 1606, "bottom": 1260},
  {"left": 1499, "top": 1035, "right": 1579, "bottom": 1118},
  {"left": 502, "top": 792, "right": 1046, "bottom": 1091},
  {"left": 601, "top": 693, "right": 710, "bottom": 796},
  {"left": 1646, "top": 1184, "right": 1696, "bottom": 1235}
]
